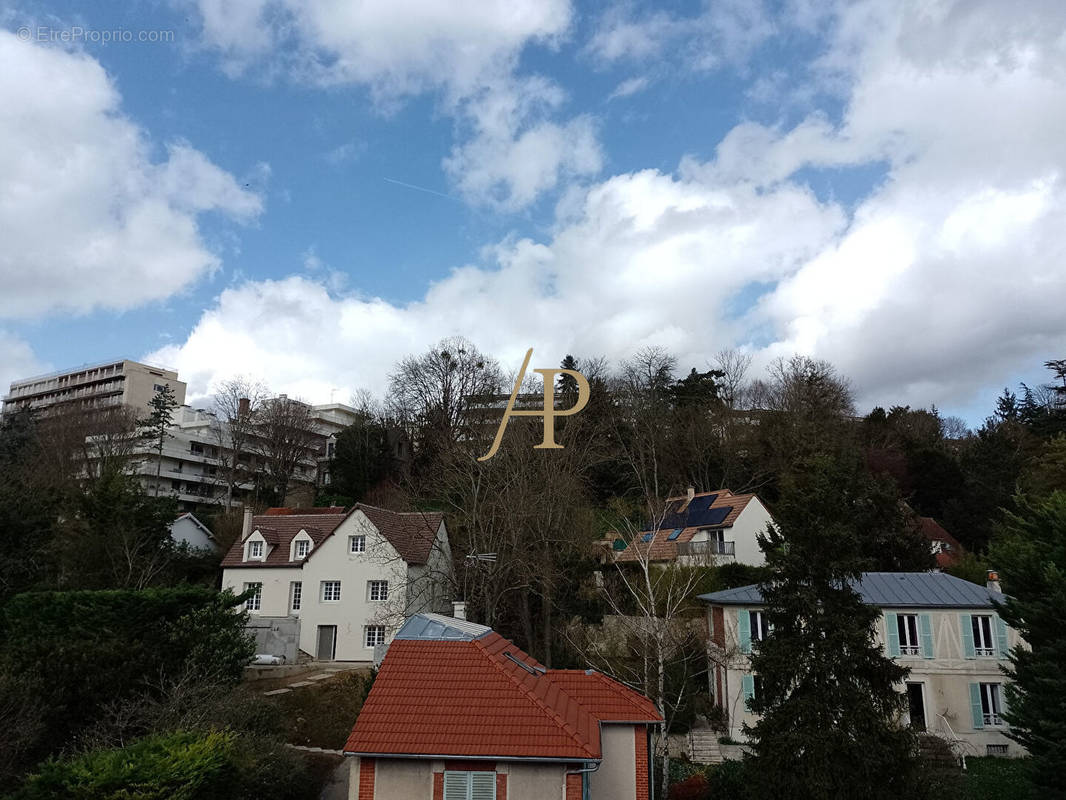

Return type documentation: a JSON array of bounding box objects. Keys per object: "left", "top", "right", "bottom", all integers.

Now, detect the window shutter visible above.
[
  {"left": 994, "top": 615, "right": 1009, "bottom": 659},
  {"left": 969, "top": 683, "right": 984, "bottom": 730},
  {"left": 742, "top": 674, "right": 755, "bottom": 711},
  {"left": 960, "top": 614, "right": 976, "bottom": 659},
  {"left": 470, "top": 772, "right": 496, "bottom": 800},
  {"left": 738, "top": 610, "right": 751, "bottom": 654},
  {"left": 919, "top": 614, "right": 935, "bottom": 659},
  {"left": 443, "top": 772, "right": 469, "bottom": 800},
  {"left": 885, "top": 613, "right": 900, "bottom": 657}
]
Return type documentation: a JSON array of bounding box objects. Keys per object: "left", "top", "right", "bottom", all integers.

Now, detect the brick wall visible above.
[
  {"left": 565, "top": 772, "right": 583, "bottom": 800},
  {"left": 712, "top": 606, "right": 725, "bottom": 648},
  {"left": 433, "top": 772, "right": 443, "bottom": 800},
  {"left": 358, "top": 758, "right": 375, "bottom": 800},
  {"left": 635, "top": 725, "right": 650, "bottom": 800},
  {"left": 496, "top": 773, "right": 508, "bottom": 800}
]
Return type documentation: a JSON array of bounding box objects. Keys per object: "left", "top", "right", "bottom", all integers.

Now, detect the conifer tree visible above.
[
  {"left": 139, "top": 384, "right": 179, "bottom": 497},
  {"left": 990, "top": 492, "right": 1066, "bottom": 800},
  {"left": 745, "top": 457, "right": 923, "bottom": 800}
]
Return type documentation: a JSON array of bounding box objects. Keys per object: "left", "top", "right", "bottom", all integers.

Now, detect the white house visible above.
[
  {"left": 221, "top": 505, "right": 452, "bottom": 662},
  {"left": 700, "top": 572, "right": 1024, "bottom": 760},
  {"left": 614, "top": 488, "right": 775, "bottom": 567},
  {"left": 169, "top": 513, "right": 218, "bottom": 551}
]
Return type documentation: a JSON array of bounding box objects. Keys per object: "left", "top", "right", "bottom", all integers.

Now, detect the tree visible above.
[
  {"left": 253, "top": 395, "right": 320, "bottom": 505},
  {"left": 744, "top": 457, "right": 923, "bottom": 800},
  {"left": 989, "top": 492, "right": 1066, "bottom": 799},
  {"left": 139, "top": 385, "right": 179, "bottom": 498},
  {"left": 212, "top": 377, "right": 268, "bottom": 508},
  {"left": 327, "top": 411, "right": 396, "bottom": 504}
]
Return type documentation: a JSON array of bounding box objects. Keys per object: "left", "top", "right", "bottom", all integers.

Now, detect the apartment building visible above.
[
  {"left": 2, "top": 359, "right": 186, "bottom": 416},
  {"left": 700, "top": 572, "right": 1023, "bottom": 759},
  {"left": 221, "top": 505, "right": 452, "bottom": 662}
]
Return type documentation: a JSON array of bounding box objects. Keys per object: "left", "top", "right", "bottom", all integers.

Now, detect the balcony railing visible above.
[{"left": 677, "top": 540, "right": 735, "bottom": 557}]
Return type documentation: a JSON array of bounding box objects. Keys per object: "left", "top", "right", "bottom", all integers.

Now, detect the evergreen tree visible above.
[
  {"left": 744, "top": 457, "right": 923, "bottom": 800},
  {"left": 558, "top": 354, "right": 581, "bottom": 402},
  {"left": 139, "top": 384, "right": 179, "bottom": 497},
  {"left": 327, "top": 414, "right": 396, "bottom": 503},
  {"left": 990, "top": 492, "right": 1066, "bottom": 800}
]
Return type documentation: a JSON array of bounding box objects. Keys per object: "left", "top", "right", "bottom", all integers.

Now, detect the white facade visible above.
[
  {"left": 707, "top": 600, "right": 1024, "bottom": 758},
  {"left": 679, "top": 496, "right": 774, "bottom": 567},
  {"left": 222, "top": 509, "right": 452, "bottom": 662},
  {"left": 169, "top": 513, "right": 217, "bottom": 551}
]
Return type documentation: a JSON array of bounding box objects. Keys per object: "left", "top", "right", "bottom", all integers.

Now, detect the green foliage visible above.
[
  {"left": 705, "top": 760, "right": 751, "bottom": 800},
  {"left": 328, "top": 415, "right": 398, "bottom": 503},
  {"left": 272, "top": 671, "right": 374, "bottom": 749},
  {"left": 0, "top": 587, "right": 254, "bottom": 766},
  {"left": 960, "top": 757, "right": 1033, "bottom": 800},
  {"left": 13, "top": 731, "right": 237, "bottom": 800},
  {"left": 943, "top": 550, "right": 992, "bottom": 586},
  {"left": 989, "top": 493, "right": 1066, "bottom": 800},
  {"left": 744, "top": 456, "right": 923, "bottom": 800}
]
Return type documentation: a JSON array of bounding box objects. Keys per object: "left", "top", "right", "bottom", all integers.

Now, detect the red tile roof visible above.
[
  {"left": 220, "top": 504, "right": 444, "bottom": 568},
  {"left": 615, "top": 489, "right": 757, "bottom": 563},
  {"left": 915, "top": 516, "right": 965, "bottom": 568},
  {"left": 345, "top": 627, "right": 660, "bottom": 761}
]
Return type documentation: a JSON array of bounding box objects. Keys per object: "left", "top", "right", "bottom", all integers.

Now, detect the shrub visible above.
[
  {"left": 706, "top": 759, "right": 751, "bottom": 800},
  {"left": 669, "top": 773, "right": 710, "bottom": 800},
  {"left": 13, "top": 731, "right": 237, "bottom": 800}
]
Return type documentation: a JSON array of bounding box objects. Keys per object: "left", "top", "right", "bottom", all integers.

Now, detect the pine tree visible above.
[
  {"left": 990, "top": 492, "right": 1066, "bottom": 800},
  {"left": 139, "top": 384, "right": 179, "bottom": 498},
  {"left": 745, "top": 457, "right": 923, "bottom": 800}
]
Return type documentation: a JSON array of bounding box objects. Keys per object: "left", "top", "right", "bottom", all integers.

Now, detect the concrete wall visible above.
[
  {"left": 169, "top": 515, "right": 216, "bottom": 550},
  {"left": 729, "top": 498, "right": 774, "bottom": 566},
  {"left": 708, "top": 604, "right": 1024, "bottom": 756},
  {"left": 244, "top": 615, "right": 300, "bottom": 661},
  {"left": 348, "top": 758, "right": 570, "bottom": 800},
  {"left": 589, "top": 725, "right": 637, "bottom": 800},
  {"left": 372, "top": 759, "right": 433, "bottom": 798}
]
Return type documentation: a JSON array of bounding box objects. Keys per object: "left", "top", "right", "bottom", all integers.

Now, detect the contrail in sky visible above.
[{"left": 383, "top": 177, "right": 461, "bottom": 202}]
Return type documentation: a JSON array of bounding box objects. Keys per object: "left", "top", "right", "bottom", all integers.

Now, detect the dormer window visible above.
[
  {"left": 295, "top": 539, "right": 309, "bottom": 559},
  {"left": 247, "top": 540, "right": 264, "bottom": 560}
]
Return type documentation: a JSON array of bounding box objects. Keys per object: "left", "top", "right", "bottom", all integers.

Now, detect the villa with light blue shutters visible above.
[{"left": 699, "top": 572, "right": 1024, "bottom": 760}]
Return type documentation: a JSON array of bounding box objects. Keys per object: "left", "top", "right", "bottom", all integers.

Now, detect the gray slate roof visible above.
[
  {"left": 394, "top": 613, "right": 492, "bottom": 641},
  {"left": 698, "top": 571, "right": 1007, "bottom": 609}
]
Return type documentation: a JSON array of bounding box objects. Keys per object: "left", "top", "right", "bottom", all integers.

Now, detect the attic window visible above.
[
  {"left": 295, "top": 539, "right": 309, "bottom": 559},
  {"left": 247, "top": 540, "right": 263, "bottom": 560}
]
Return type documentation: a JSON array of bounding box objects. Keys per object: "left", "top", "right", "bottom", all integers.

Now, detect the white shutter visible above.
[
  {"left": 443, "top": 772, "right": 470, "bottom": 800},
  {"left": 470, "top": 772, "right": 496, "bottom": 800}
]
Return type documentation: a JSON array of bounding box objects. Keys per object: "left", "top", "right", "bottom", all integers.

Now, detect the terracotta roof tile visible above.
[
  {"left": 220, "top": 514, "right": 345, "bottom": 568},
  {"left": 345, "top": 625, "right": 660, "bottom": 761}
]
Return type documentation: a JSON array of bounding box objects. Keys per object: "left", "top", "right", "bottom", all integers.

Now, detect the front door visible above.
[
  {"left": 316, "top": 625, "right": 337, "bottom": 660},
  {"left": 906, "top": 682, "right": 927, "bottom": 731}
]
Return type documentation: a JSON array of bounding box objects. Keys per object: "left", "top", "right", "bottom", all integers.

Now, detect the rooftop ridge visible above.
[{"left": 472, "top": 636, "right": 599, "bottom": 759}]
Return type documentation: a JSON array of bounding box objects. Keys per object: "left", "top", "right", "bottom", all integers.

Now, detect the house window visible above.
[
  {"left": 349, "top": 535, "right": 366, "bottom": 553},
  {"left": 750, "top": 610, "right": 770, "bottom": 642},
  {"left": 987, "top": 744, "right": 1009, "bottom": 756},
  {"left": 290, "top": 582, "right": 302, "bottom": 613},
  {"left": 897, "top": 614, "right": 921, "bottom": 656},
  {"left": 368, "top": 580, "right": 389, "bottom": 602},
  {"left": 443, "top": 771, "right": 496, "bottom": 800},
  {"left": 295, "top": 539, "right": 310, "bottom": 559},
  {"left": 973, "top": 615, "right": 995, "bottom": 656},
  {"left": 247, "top": 540, "right": 263, "bottom": 560},
  {"left": 365, "top": 625, "right": 386, "bottom": 648},
  {"left": 980, "top": 683, "right": 1003, "bottom": 726},
  {"left": 243, "top": 582, "right": 262, "bottom": 612},
  {"left": 321, "top": 581, "right": 341, "bottom": 602}
]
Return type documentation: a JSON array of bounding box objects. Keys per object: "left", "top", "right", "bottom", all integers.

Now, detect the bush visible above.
[
  {"left": 706, "top": 759, "right": 751, "bottom": 800},
  {"left": 669, "top": 773, "right": 710, "bottom": 800},
  {"left": 273, "top": 671, "right": 372, "bottom": 748},
  {"left": 13, "top": 731, "right": 237, "bottom": 800}
]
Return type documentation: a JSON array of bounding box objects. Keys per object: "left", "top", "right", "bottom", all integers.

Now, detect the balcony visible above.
[{"left": 677, "top": 540, "right": 735, "bottom": 557}]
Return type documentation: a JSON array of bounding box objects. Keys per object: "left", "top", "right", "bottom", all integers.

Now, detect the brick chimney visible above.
[
  {"left": 237, "top": 397, "right": 250, "bottom": 416},
  {"left": 986, "top": 570, "right": 1001, "bottom": 593},
  {"left": 241, "top": 506, "right": 254, "bottom": 541}
]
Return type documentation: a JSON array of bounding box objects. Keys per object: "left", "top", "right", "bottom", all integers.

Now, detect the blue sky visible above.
[{"left": 2, "top": 0, "right": 1064, "bottom": 425}]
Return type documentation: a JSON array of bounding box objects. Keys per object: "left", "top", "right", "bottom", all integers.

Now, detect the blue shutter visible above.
[
  {"left": 742, "top": 674, "right": 755, "bottom": 711},
  {"left": 960, "top": 614, "right": 976, "bottom": 659},
  {"left": 738, "top": 610, "right": 751, "bottom": 654},
  {"left": 919, "top": 614, "right": 935, "bottom": 659},
  {"left": 885, "top": 613, "right": 901, "bottom": 657},
  {"left": 969, "top": 683, "right": 984, "bottom": 730},
  {"left": 995, "top": 615, "right": 1009, "bottom": 659}
]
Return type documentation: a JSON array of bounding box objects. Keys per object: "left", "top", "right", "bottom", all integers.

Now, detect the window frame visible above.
[
  {"left": 247, "top": 539, "right": 264, "bottom": 560},
  {"left": 243, "top": 582, "right": 262, "bottom": 612},
  {"left": 442, "top": 770, "right": 496, "bottom": 800},
  {"left": 290, "top": 581, "right": 302, "bottom": 613},
  {"left": 897, "top": 613, "right": 921, "bottom": 656},
  {"left": 980, "top": 682, "right": 1003, "bottom": 726},
  {"left": 368, "top": 580, "right": 389, "bottom": 602},
  {"left": 294, "top": 538, "right": 310, "bottom": 559},
  {"left": 973, "top": 615, "right": 995, "bottom": 657},
  {"left": 321, "top": 580, "right": 342, "bottom": 603},
  {"left": 364, "top": 625, "right": 387, "bottom": 648},
  {"left": 349, "top": 534, "right": 366, "bottom": 554},
  {"left": 750, "top": 610, "right": 770, "bottom": 642}
]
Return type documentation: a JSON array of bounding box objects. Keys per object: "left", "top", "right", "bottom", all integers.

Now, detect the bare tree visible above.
[
  {"left": 253, "top": 395, "right": 321, "bottom": 505},
  {"left": 712, "top": 348, "right": 752, "bottom": 411},
  {"left": 212, "top": 377, "right": 269, "bottom": 507}
]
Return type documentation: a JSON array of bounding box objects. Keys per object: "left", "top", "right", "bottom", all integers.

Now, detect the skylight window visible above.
[
  {"left": 641, "top": 532, "right": 654, "bottom": 543},
  {"left": 667, "top": 528, "right": 683, "bottom": 541}
]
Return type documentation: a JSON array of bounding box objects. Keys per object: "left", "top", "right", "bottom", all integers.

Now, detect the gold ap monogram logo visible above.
[{"left": 478, "top": 348, "right": 591, "bottom": 461}]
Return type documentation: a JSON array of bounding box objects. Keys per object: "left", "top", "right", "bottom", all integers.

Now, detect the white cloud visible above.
[
  {"left": 0, "top": 33, "right": 263, "bottom": 319},
  {"left": 607, "top": 76, "right": 650, "bottom": 101},
  {"left": 157, "top": 0, "right": 1066, "bottom": 417},
  {"left": 0, "top": 331, "right": 46, "bottom": 401},
  {"left": 188, "top": 0, "right": 591, "bottom": 209}
]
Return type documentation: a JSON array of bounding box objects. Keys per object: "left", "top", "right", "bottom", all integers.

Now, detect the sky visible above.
[{"left": 1, "top": 0, "right": 1064, "bottom": 425}]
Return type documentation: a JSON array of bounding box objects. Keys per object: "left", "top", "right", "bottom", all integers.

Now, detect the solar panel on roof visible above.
[{"left": 667, "top": 528, "right": 683, "bottom": 541}]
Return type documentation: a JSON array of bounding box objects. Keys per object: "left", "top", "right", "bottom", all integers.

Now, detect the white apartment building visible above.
[
  {"left": 221, "top": 505, "right": 452, "bottom": 661},
  {"left": 2, "top": 359, "right": 186, "bottom": 416},
  {"left": 700, "top": 572, "right": 1023, "bottom": 759}
]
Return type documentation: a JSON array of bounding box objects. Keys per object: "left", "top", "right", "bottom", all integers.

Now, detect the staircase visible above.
[{"left": 687, "top": 729, "right": 726, "bottom": 764}]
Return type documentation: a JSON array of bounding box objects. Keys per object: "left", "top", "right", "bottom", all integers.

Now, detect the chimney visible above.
[
  {"left": 679, "top": 486, "right": 696, "bottom": 512},
  {"left": 986, "top": 570, "right": 1001, "bottom": 593},
  {"left": 452, "top": 601, "right": 467, "bottom": 621},
  {"left": 238, "top": 397, "right": 250, "bottom": 416},
  {"left": 241, "top": 506, "right": 254, "bottom": 541}
]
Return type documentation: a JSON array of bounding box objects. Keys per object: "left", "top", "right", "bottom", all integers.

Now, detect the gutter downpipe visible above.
[{"left": 565, "top": 761, "right": 600, "bottom": 800}]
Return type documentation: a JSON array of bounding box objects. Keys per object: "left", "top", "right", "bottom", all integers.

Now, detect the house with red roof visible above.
[
  {"left": 915, "top": 516, "right": 966, "bottom": 568},
  {"left": 221, "top": 505, "right": 451, "bottom": 662},
  {"left": 345, "top": 613, "right": 661, "bottom": 800},
  {"left": 613, "top": 488, "right": 775, "bottom": 567}
]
